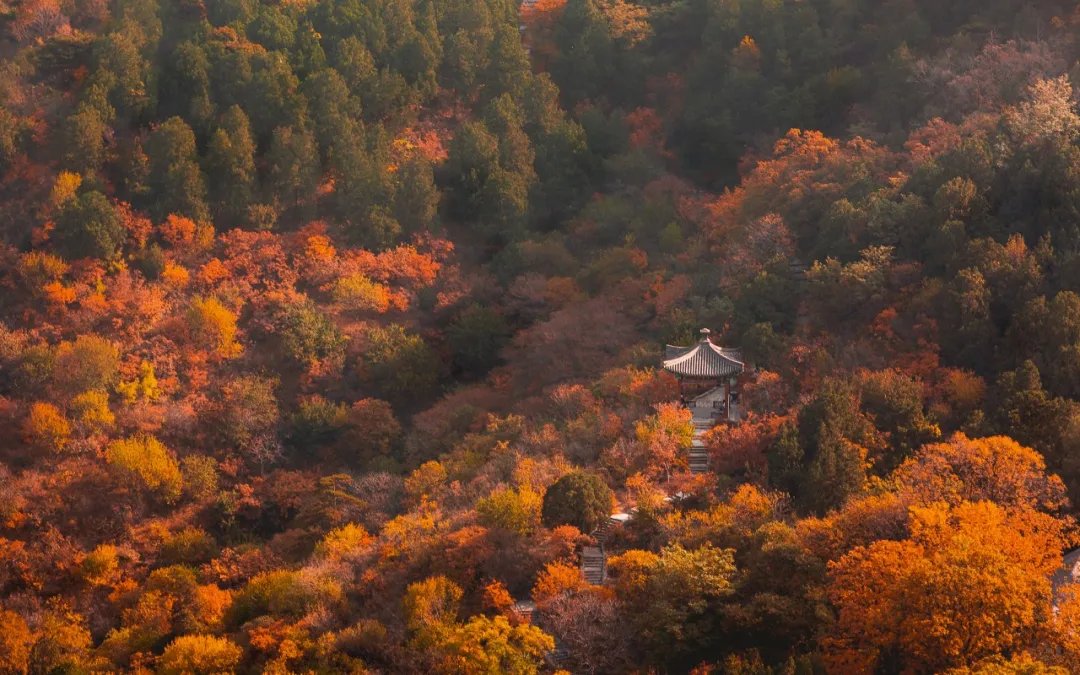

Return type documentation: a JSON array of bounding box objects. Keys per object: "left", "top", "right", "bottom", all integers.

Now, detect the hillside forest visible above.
[{"left": 4, "top": 0, "right": 1080, "bottom": 672}]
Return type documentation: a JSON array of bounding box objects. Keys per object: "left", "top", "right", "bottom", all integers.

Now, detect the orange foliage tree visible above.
[
  {"left": 532, "top": 560, "right": 591, "bottom": 605},
  {"left": 894, "top": 433, "right": 1069, "bottom": 514},
  {"left": 825, "top": 500, "right": 1068, "bottom": 673},
  {"left": 520, "top": 0, "right": 567, "bottom": 71}
]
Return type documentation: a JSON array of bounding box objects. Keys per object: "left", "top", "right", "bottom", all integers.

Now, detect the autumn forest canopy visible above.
[{"left": 6, "top": 0, "right": 1080, "bottom": 672}]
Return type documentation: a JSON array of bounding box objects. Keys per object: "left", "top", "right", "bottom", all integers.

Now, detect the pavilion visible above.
[{"left": 662, "top": 328, "right": 746, "bottom": 423}]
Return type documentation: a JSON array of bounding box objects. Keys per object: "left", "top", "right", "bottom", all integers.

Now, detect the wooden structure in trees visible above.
[
  {"left": 663, "top": 328, "right": 747, "bottom": 422},
  {"left": 663, "top": 328, "right": 748, "bottom": 474}
]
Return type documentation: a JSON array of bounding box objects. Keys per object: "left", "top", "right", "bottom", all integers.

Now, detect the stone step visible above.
[
  {"left": 689, "top": 448, "right": 710, "bottom": 474},
  {"left": 581, "top": 545, "right": 606, "bottom": 584},
  {"left": 548, "top": 647, "right": 570, "bottom": 666},
  {"left": 594, "top": 514, "right": 630, "bottom": 544},
  {"left": 511, "top": 600, "right": 536, "bottom": 623}
]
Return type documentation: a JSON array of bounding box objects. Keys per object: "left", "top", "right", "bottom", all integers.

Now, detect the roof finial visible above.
[{"left": 699, "top": 327, "right": 711, "bottom": 342}]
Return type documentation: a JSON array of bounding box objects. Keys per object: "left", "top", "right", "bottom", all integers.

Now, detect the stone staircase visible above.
[
  {"left": 593, "top": 513, "right": 629, "bottom": 540},
  {"left": 547, "top": 646, "right": 570, "bottom": 669},
  {"left": 788, "top": 258, "right": 809, "bottom": 283},
  {"left": 581, "top": 545, "right": 606, "bottom": 585},
  {"left": 689, "top": 418, "right": 712, "bottom": 475},
  {"left": 511, "top": 600, "right": 536, "bottom": 623},
  {"left": 578, "top": 513, "right": 632, "bottom": 585}
]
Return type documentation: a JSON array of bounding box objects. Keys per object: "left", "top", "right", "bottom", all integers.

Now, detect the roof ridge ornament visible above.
[{"left": 699, "top": 327, "right": 711, "bottom": 342}]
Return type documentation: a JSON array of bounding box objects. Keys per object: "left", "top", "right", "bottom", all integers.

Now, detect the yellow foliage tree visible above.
[
  {"left": 31, "top": 603, "right": 94, "bottom": 673},
  {"left": 70, "top": 390, "right": 114, "bottom": 433},
  {"left": 404, "top": 576, "right": 463, "bottom": 634},
  {"left": 380, "top": 507, "right": 439, "bottom": 561},
  {"left": 25, "top": 401, "right": 71, "bottom": 453},
  {"left": 54, "top": 335, "right": 119, "bottom": 394},
  {"left": 333, "top": 273, "right": 392, "bottom": 312},
  {"left": 404, "top": 460, "right": 448, "bottom": 504},
  {"left": 439, "top": 614, "right": 554, "bottom": 674},
  {"left": 187, "top": 296, "right": 242, "bottom": 358},
  {"left": 476, "top": 486, "right": 542, "bottom": 535},
  {"left": 662, "top": 483, "right": 783, "bottom": 550},
  {"left": 404, "top": 576, "right": 554, "bottom": 673},
  {"left": 116, "top": 361, "right": 161, "bottom": 403},
  {"left": 79, "top": 544, "right": 119, "bottom": 586},
  {"left": 632, "top": 402, "right": 693, "bottom": 478},
  {"left": 598, "top": 0, "right": 651, "bottom": 45},
  {"left": 940, "top": 653, "right": 1067, "bottom": 674},
  {"left": 157, "top": 634, "right": 243, "bottom": 675},
  {"left": 18, "top": 250, "right": 68, "bottom": 297},
  {"left": 49, "top": 171, "right": 82, "bottom": 209},
  {"left": 315, "top": 523, "right": 373, "bottom": 561},
  {"left": 606, "top": 544, "right": 737, "bottom": 661},
  {"left": 105, "top": 434, "right": 183, "bottom": 503}
]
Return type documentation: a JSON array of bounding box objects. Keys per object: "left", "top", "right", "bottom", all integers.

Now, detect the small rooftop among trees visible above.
[{"left": 662, "top": 328, "right": 745, "bottom": 379}]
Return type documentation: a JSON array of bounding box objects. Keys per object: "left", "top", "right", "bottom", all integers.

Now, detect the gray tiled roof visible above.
[{"left": 662, "top": 338, "right": 745, "bottom": 378}]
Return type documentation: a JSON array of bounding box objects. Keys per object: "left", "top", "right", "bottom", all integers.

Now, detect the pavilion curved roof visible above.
[{"left": 662, "top": 332, "right": 744, "bottom": 378}]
